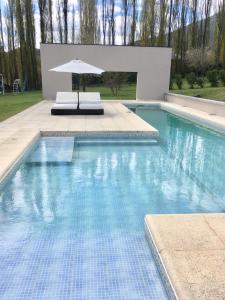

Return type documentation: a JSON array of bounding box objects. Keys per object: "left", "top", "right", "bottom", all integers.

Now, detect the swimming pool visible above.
[{"left": 1, "top": 107, "right": 225, "bottom": 299}]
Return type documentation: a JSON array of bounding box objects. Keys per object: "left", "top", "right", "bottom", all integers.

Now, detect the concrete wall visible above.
[
  {"left": 165, "top": 93, "right": 225, "bottom": 118},
  {"left": 40, "top": 44, "right": 172, "bottom": 100}
]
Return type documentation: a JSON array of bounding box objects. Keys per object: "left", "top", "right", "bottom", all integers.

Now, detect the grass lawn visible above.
[
  {"left": 172, "top": 86, "right": 225, "bottom": 101},
  {"left": 86, "top": 84, "right": 136, "bottom": 100},
  {"left": 171, "top": 79, "right": 225, "bottom": 101},
  {"left": 0, "top": 91, "right": 42, "bottom": 122}
]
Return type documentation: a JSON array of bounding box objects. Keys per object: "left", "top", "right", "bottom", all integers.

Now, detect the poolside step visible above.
[{"left": 75, "top": 138, "right": 158, "bottom": 145}]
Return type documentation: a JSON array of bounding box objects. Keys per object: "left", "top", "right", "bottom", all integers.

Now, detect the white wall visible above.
[
  {"left": 165, "top": 93, "right": 225, "bottom": 118},
  {"left": 40, "top": 44, "right": 172, "bottom": 100}
]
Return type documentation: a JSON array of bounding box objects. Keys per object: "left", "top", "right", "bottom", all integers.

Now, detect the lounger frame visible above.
[{"left": 51, "top": 108, "right": 104, "bottom": 115}]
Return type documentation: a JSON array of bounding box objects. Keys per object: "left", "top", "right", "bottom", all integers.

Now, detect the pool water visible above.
[
  {"left": 134, "top": 107, "right": 225, "bottom": 212},
  {"left": 0, "top": 137, "right": 168, "bottom": 300},
  {"left": 1, "top": 108, "right": 225, "bottom": 299}
]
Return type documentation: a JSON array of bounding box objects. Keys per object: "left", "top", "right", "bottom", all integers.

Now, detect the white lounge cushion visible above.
[
  {"left": 79, "top": 92, "right": 101, "bottom": 104},
  {"left": 56, "top": 92, "right": 78, "bottom": 104},
  {"left": 79, "top": 103, "right": 103, "bottom": 110},
  {"left": 52, "top": 103, "right": 77, "bottom": 110}
]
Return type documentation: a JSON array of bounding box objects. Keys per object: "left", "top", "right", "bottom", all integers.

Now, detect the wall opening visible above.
[{"left": 72, "top": 72, "right": 137, "bottom": 100}]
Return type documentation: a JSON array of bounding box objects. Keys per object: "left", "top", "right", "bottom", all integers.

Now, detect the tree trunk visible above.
[{"left": 63, "top": 0, "right": 68, "bottom": 43}]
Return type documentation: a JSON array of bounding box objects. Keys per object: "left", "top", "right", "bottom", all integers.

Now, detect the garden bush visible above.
[
  {"left": 186, "top": 72, "right": 196, "bottom": 89},
  {"left": 175, "top": 74, "right": 183, "bottom": 89},
  {"left": 169, "top": 77, "right": 174, "bottom": 90},
  {"left": 195, "top": 77, "right": 205, "bottom": 88},
  {"left": 219, "top": 70, "right": 225, "bottom": 86},
  {"left": 206, "top": 70, "right": 219, "bottom": 87}
]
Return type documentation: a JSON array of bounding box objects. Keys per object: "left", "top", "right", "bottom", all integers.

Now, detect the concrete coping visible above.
[
  {"left": 166, "top": 93, "right": 225, "bottom": 108},
  {"left": 145, "top": 214, "right": 225, "bottom": 300},
  {"left": 0, "top": 129, "right": 40, "bottom": 183}
]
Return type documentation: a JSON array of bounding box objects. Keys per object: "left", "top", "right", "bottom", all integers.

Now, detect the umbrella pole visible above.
[{"left": 77, "top": 74, "right": 80, "bottom": 109}]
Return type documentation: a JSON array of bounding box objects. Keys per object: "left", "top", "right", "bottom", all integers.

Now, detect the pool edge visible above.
[{"left": 144, "top": 216, "right": 179, "bottom": 300}]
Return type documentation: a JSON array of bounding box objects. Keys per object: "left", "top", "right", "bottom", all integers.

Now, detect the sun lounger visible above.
[
  {"left": 79, "top": 92, "right": 101, "bottom": 104},
  {"left": 55, "top": 92, "right": 78, "bottom": 104},
  {"left": 51, "top": 92, "right": 104, "bottom": 115}
]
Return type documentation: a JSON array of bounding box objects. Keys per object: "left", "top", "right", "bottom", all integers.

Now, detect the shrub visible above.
[
  {"left": 219, "top": 70, "right": 225, "bottom": 86},
  {"left": 206, "top": 70, "right": 219, "bottom": 87},
  {"left": 195, "top": 77, "right": 205, "bottom": 88},
  {"left": 186, "top": 72, "right": 196, "bottom": 89},
  {"left": 169, "top": 77, "right": 174, "bottom": 90},
  {"left": 175, "top": 74, "right": 183, "bottom": 89}
]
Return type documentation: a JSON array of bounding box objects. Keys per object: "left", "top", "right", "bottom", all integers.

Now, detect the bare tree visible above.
[
  {"left": 216, "top": 0, "right": 225, "bottom": 66},
  {"left": 48, "top": 0, "right": 53, "bottom": 42},
  {"left": 79, "top": 0, "right": 98, "bottom": 44},
  {"left": 107, "top": 0, "right": 115, "bottom": 45},
  {"left": 63, "top": 0, "right": 68, "bottom": 43},
  {"left": 157, "top": 0, "right": 168, "bottom": 46},
  {"left": 38, "top": 0, "right": 47, "bottom": 43},
  {"left": 202, "top": 0, "right": 212, "bottom": 51},
  {"left": 71, "top": 5, "right": 76, "bottom": 43},
  {"left": 130, "top": 0, "right": 137, "bottom": 45},
  {"left": 167, "top": 0, "right": 173, "bottom": 47},
  {"left": 190, "top": 0, "right": 198, "bottom": 48},
  {"left": 57, "top": 0, "right": 63, "bottom": 43},
  {"left": 140, "top": 0, "right": 156, "bottom": 46},
  {"left": 0, "top": 4, "right": 5, "bottom": 76},
  {"left": 102, "top": 0, "right": 107, "bottom": 44},
  {"left": 122, "top": 0, "right": 128, "bottom": 45}
]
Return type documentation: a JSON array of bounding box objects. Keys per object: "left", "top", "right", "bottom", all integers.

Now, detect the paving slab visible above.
[
  {"left": 0, "top": 101, "right": 158, "bottom": 137},
  {"left": 0, "top": 128, "right": 40, "bottom": 182},
  {"left": 145, "top": 214, "right": 225, "bottom": 300}
]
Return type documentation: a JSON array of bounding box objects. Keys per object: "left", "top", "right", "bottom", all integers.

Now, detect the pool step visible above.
[{"left": 75, "top": 139, "right": 158, "bottom": 145}]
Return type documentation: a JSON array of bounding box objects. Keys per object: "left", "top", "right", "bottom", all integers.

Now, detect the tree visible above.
[
  {"left": 0, "top": 4, "right": 6, "bottom": 81},
  {"left": 71, "top": 5, "right": 76, "bottom": 43},
  {"left": 15, "top": 0, "right": 27, "bottom": 88},
  {"left": 63, "top": 0, "right": 68, "bottom": 43},
  {"left": 167, "top": 0, "right": 173, "bottom": 47},
  {"left": 48, "top": 0, "right": 53, "bottom": 42},
  {"left": 79, "top": 0, "right": 98, "bottom": 44},
  {"left": 103, "top": 72, "right": 127, "bottom": 96},
  {"left": 122, "top": 0, "right": 128, "bottom": 45},
  {"left": 101, "top": 0, "right": 107, "bottom": 44},
  {"left": 130, "top": 0, "right": 137, "bottom": 45},
  {"left": 202, "top": 0, "right": 212, "bottom": 52},
  {"left": 140, "top": 0, "right": 156, "bottom": 46},
  {"left": 57, "top": 0, "right": 63, "bottom": 43},
  {"left": 157, "top": 0, "right": 168, "bottom": 46},
  {"left": 190, "top": 0, "right": 198, "bottom": 48},
  {"left": 24, "top": 0, "right": 39, "bottom": 88},
  {"left": 38, "top": 0, "right": 47, "bottom": 43},
  {"left": 216, "top": 0, "right": 225, "bottom": 67},
  {"left": 108, "top": 0, "right": 115, "bottom": 45}
]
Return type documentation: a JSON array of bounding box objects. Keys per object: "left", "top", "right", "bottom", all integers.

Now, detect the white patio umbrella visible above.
[{"left": 49, "top": 59, "right": 105, "bottom": 108}]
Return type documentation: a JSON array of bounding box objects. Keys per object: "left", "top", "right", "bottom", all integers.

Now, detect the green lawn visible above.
[
  {"left": 0, "top": 91, "right": 42, "bottom": 122},
  {"left": 172, "top": 86, "right": 225, "bottom": 102},
  {"left": 86, "top": 84, "right": 136, "bottom": 100},
  {"left": 171, "top": 78, "right": 225, "bottom": 101}
]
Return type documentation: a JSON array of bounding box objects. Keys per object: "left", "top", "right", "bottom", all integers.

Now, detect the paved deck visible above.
[
  {"left": 145, "top": 214, "right": 225, "bottom": 300},
  {"left": 0, "top": 129, "right": 39, "bottom": 181},
  {"left": 0, "top": 101, "right": 158, "bottom": 137}
]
